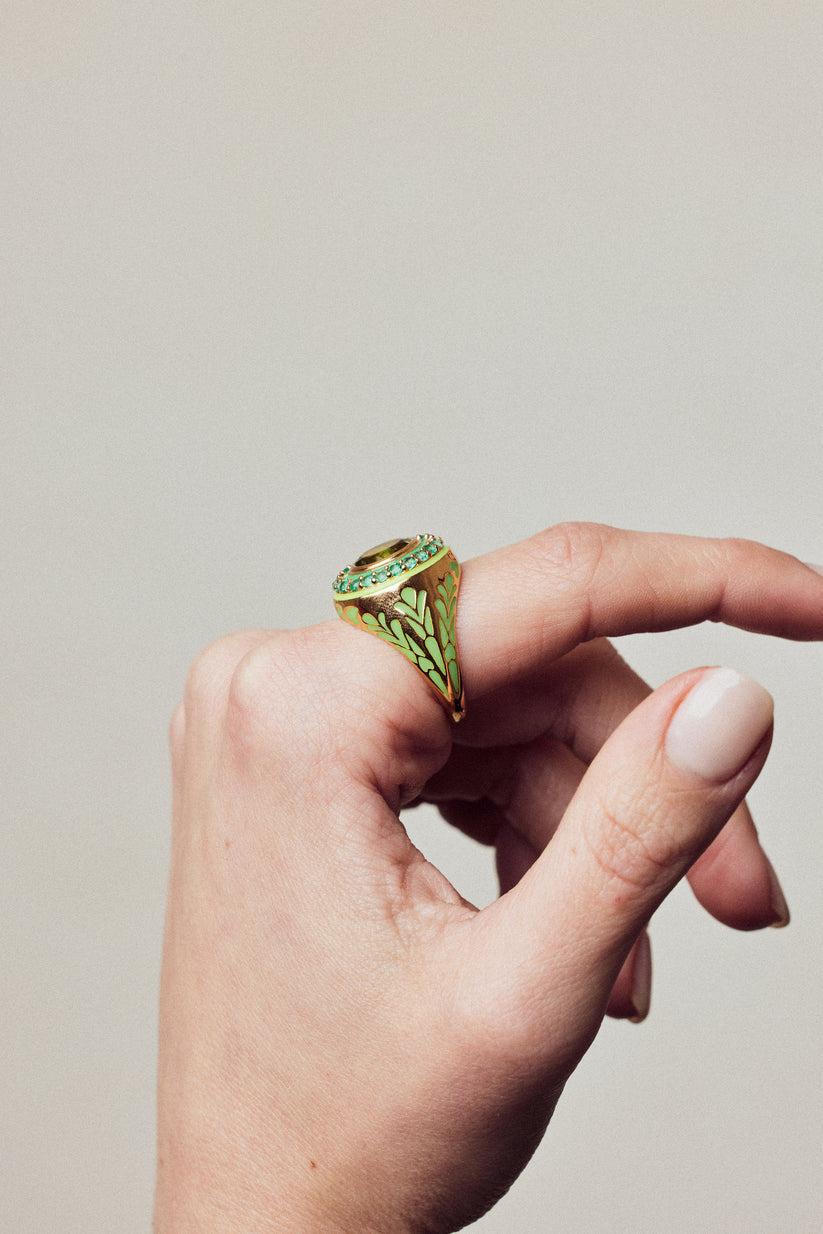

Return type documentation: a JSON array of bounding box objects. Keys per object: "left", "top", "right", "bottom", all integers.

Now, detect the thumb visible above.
[{"left": 464, "top": 667, "right": 774, "bottom": 1065}]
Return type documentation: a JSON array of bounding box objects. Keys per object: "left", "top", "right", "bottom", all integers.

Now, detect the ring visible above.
[{"left": 333, "top": 534, "right": 465, "bottom": 722}]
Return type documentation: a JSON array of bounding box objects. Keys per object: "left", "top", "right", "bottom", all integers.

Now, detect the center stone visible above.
[{"left": 355, "top": 538, "right": 413, "bottom": 569}]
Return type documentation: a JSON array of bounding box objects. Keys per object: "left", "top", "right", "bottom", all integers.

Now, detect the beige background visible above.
[{"left": 3, "top": 3, "right": 822, "bottom": 1230}]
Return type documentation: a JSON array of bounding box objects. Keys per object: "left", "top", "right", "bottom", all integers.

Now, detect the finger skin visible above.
[
  {"left": 445, "top": 638, "right": 647, "bottom": 755},
  {"left": 687, "top": 805, "right": 789, "bottom": 929},
  {"left": 425, "top": 698, "right": 786, "bottom": 935},
  {"left": 454, "top": 668, "right": 775, "bottom": 1069},
  {"left": 441, "top": 524, "right": 818, "bottom": 938},
  {"left": 436, "top": 766, "right": 654, "bottom": 1020},
  {"left": 491, "top": 813, "right": 655, "bottom": 1020},
  {"left": 458, "top": 524, "right": 823, "bottom": 699}
]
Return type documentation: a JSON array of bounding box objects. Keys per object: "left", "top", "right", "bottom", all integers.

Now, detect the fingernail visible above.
[
  {"left": 805, "top": 563, "right": 823, "bottom": 576},
  {"left": 665, "top": 668, "right": 774, "bottom": 783},
  {"left": 766, "top": 861, "right": 790, "bottom": 929},
  {"left": 628, "top": 933, "right": 652, "bottom": 1023}
]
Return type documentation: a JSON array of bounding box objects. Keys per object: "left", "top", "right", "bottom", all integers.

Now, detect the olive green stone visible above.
[{"left": 355, "top": 538, "right": 413, "bottom": 569}]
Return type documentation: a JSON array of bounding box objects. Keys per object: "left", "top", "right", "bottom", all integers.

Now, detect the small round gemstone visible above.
[{"left": 334, "top": 536, "right": 449, "bottom": 599}]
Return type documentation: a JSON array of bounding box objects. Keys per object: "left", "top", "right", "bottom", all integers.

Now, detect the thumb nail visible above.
[{"left": 665, "top": 668, "right": 773, "bottom": 783}]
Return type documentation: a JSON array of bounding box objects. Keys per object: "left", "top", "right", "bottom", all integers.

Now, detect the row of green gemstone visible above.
[{"left": 334, "top": 537, "right": 445, "bottom": 594}]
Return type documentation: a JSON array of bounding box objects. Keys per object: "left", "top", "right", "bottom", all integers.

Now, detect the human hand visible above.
[{"left": 155, "top": 524, "right": 823, "bottom": 1233}]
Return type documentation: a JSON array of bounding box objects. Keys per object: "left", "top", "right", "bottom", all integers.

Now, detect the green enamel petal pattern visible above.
[
  {"left": 336, "top": 558, "right": 461, "bottom": 709},
  {"left": 334, "top": 536, "right": 463, "bottom": 719}
]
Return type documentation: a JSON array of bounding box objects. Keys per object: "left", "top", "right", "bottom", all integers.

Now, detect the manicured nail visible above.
[
  {"left": 805, "top": 563, "right": 823, "bottom": 577},
  {"left": 628, "top": 932, "right": 652, "bottom": 1024},
  {"left": 665, "top": 668, "right": 774, "bottom": 782},
  {"left": 766, "top": 861, "right": 790, "bottom": 928}
]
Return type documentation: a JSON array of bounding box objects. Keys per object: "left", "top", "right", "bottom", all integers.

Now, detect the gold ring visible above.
[{"left": 333, "top": 535, "right": 465, "bottom": 722}]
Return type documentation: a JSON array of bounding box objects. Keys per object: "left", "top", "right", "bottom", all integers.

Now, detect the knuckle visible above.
[
  {"left": 719, "top": 535, "right": 755, "bottom": 559},
  {"left": 224, "top": 630, "right": 302, "bottom": 752},
  {"left": 522, "top": 522, "right": 614, "bottom": 644},
  {"left": 582, "top": 787, "right": 673, "bottom": 903},
  {"left": 529, "top": 522, "right": 611, "bottom": 582},
  {"left": 183, "top": 631, "right": 274, "bottom": 719},
  {"left": 184, "top": 633, "right": 253, "bottom": 714},
  {"left": 226, "top": 638, "right": 282, "bottom": 719}
]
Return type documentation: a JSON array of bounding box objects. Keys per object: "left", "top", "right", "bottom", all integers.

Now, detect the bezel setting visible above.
[{"left": 333, "top": 534, "right": 446, "bottom": 596}]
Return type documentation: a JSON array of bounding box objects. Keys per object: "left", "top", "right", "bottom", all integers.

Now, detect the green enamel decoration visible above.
[
  {"left": 333, "top": 535, "right": 463, "bottom": 719},
  {"left": 429, "top": 670, "right": 447, "bottom": 694},
  {"left": 425, "top": 636, "right": 445, "bottom": 672}
]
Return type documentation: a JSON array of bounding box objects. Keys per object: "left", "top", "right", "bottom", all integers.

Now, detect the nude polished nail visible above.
[
  {"left": 766, "top": 862, "right": 790, "bottom": 929},
  {"left": 628, "top": 932, "right": 652, "bottom": 1024},
  {"left": 665, "top": 668, "right": 774, "bottom": 783}
]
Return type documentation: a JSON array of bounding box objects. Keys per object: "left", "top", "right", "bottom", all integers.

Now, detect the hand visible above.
[{"left": 155, "top": 524, "right": 823, "bottom": 1233}]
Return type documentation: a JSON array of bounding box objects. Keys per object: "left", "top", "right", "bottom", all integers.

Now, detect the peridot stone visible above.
[{"left": 355, "top": 538, "right": 412, "bottom": 569}]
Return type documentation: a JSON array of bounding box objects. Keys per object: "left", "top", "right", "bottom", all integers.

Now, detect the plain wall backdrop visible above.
[{"left": 3, "top": 3, "right": 822, "bottom": 1230}]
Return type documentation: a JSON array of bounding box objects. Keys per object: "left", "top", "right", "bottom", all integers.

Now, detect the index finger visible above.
[{"left": 458, "top": 523, "right": 823, "bottom": 697}]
